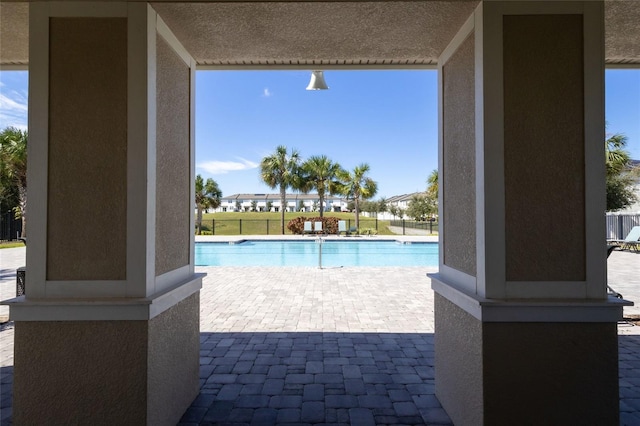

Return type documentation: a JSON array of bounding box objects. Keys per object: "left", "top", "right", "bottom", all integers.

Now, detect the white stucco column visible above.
[
  {"left": 431, "top": 1, "right": 630, "bottom": 424},
  {"left": 2, "top": 3, "right": 202, "bottom": 424}
]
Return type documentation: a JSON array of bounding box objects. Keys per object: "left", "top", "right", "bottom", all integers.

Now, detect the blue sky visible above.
[{"left": 1, "top": 69, "right": 639, "bottom": 198}]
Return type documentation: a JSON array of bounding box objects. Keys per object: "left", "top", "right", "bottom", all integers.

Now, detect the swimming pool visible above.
[{"left": 195, "top": 240, "right": 438, "bottom": 267}]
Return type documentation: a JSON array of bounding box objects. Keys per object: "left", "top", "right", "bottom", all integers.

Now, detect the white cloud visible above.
[
  {"left": 0, "top": 90, "right": 28, "bottom": 130},
  {"left": 197, "top": 158, "right": 259, "bottom": 175},
  {"left": 263, "top": 88, "right": 272, "bottom": 97}
]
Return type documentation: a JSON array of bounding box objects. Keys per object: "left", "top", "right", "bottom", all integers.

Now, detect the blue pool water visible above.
[{"left": 195, "top": 240, "right": 438, "bottom": 267}]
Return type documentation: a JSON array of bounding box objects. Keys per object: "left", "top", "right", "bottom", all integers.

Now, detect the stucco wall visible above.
[
  {"left": 155, "top": 34, "right": 191, "bottom": 276},
  {"left": 483, "top": 320, "right": 618, "bottom": 425},
  {"left": 148, "top": 292, "right": 200, "bottom": 425},
  {"left": 47, "top": 18, "right": 127, "bottom": 281},
  {"left": 434, "top": 293, "right": 483, "bottom": 426},
  {"left": 503, "top": 14, "right": 586, "bottom": 281},
  {"left": 435, "top": 293, "right": 619, "bottom": 425},
  {"left": 442, "top": 33, "right": 476, "bottom": 277},
  {"left": 13, "top": 320, "right": 148, "bottom": 425},
  {"left": 13, "top": 293, "right": 201, "bottom": 425}
]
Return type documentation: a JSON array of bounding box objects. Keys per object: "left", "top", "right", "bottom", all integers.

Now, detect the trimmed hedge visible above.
[{"left": 287, "top": 216, "right": 340, "bottom": 234}]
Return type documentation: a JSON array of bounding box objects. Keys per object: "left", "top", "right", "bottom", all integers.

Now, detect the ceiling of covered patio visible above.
[{"left": 1, "top": 0, "right": 639, "bottom": 68}]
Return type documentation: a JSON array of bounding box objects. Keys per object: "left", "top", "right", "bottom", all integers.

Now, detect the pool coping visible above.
[{"left": 195, "top": 234, "right": 439, "bottom": 244}]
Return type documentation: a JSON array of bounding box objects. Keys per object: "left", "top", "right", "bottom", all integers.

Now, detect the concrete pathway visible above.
[{"left": 1, "top": 246, "right": 639, "bottom": 425}]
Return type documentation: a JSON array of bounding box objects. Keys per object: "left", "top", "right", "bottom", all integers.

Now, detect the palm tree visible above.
[
  {"left": 300, "top": 155, "right": 342, "bottom": 217},
  {"left": 337, "top": 163, "right": 378, "bottom": 229},
  {"left": 605, "top": 132, "right": 637, "bottom": 211},
  {"left": 260, "top": 145, "right": 302, "bottom": 234},
  {"left": 426, "top": 169, "right": 438, "bottom": 199},
  {"left": 605, "top": 133, "right": 630, "bottom": 178},
  {"left": 195, "top": 174, "right": 222, "bottom": 235},
  {"left": 0, "top": 127, "right": 28, "bottom": 237}
]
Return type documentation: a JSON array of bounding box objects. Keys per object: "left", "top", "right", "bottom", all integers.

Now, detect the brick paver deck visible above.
[{"left": 1, "top": 245, "right": 639, "bottom": 425}]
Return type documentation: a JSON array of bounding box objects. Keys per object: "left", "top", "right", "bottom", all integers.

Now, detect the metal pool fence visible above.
[
  {"left": 196, "top": 218, "right": 439, "bottom": 236},
  {"left": 606, "top": 213, "right": 640, "bottom": 240}
]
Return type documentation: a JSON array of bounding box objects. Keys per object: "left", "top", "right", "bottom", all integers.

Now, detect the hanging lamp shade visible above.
[{"left": 306, "top": 71, "right": 329, "bottom": 90}]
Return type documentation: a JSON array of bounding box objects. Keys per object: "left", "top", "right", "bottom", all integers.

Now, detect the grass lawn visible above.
[
  {"left": 197, "top": 212, "right": 397, "bottom": 236},
  {"left": 0, "top": 241, "right": 25, "bottom": 249}
]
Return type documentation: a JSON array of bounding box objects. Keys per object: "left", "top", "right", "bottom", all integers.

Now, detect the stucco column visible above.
[
  {"left": 2, "top": 3, "right": 202, "bottom": 425},
  {"left": 431, "top": 1, "right": 630, "bottom": 425}
]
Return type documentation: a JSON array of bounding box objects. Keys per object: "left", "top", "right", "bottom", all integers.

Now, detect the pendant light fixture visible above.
[{"left": 306, "top": 71, "right": 329, "bottom": 90}]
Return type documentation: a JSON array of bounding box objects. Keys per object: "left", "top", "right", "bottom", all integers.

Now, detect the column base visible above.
[
  {"left": 11, "top": 291, "right": 200, "bottom": 426},
  {"left": 431, "top": 276, "right": 626, "bottom": 426}
]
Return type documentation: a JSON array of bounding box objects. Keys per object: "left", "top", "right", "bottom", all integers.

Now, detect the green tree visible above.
[
  {"left": 250, "top": 200, "right": 258, "bottom": 212},
  {"left": 426, "top": 169, "right": 438, "bottom": 199},
  {"left": 195, "top": 175, "right": 222, "bottom": 235},
  {"left": 406, "top": 194, "right": 436, "bottom": 221},
  {"left": 605, "top": 133, "right": 638, "bottom": 211},
  {"left": 337, "top": 163, "right": 378, "bottom": 229},
  {"left": 424, "top": 169, "right": 439, "bottom": 218},
  {"left": 300, "top": 155, "right": 341, "bottom": 217},
  {"left": 361, "top": 200, "right": 374, "bottom": 214},
  {"left": 260, "top": 145, "right": 302, "bottom": 234},
  {"left": 266, "top": 200, "right": 273, "bottom": 212},
  {"left": 0, "top": 127, "right": 28, "bottom": 237},
  {"left": 388, "top": 205, "right": 400, "bottom": 219},
  {"left": 297, "top": 200, "right": 304, "bottom": 212},
  {"left": 377, "top": 197, "right": 388, "bottom": 215}
]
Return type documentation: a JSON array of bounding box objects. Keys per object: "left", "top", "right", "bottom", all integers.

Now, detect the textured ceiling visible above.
[
  {"left": 1, "top": 1, "right": 639, "bottom": 68},
  {"left": 0, "top": 2, "right": 28, "bottom": 66},
  {"left": 604, "top": 0, "right": 640, "bottom": 65},
  {"left": 151, "top": 1, "right": 478, "bottom": 67}
]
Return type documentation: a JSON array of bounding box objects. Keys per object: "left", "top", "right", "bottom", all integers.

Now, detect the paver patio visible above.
[{"left": 1, "top": 245, "right": 640, "bottom": 425}]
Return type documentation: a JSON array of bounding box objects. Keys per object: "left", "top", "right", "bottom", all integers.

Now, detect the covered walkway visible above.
[{"left": 1, "top": 2, "right": 639, "bottom": 421}]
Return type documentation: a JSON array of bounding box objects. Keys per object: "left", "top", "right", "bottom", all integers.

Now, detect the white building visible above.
[
  {"left": 364, "top": 192, "right": 429, "bottom": 220},
  {"left": 215, "top": 193, "right": 348, "bottom": 213}
]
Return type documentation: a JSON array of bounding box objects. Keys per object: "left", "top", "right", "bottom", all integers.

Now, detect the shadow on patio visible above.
[
  {"left": 2, "top": 330, "right": 640, "bottom": 424},
  {"left": 178, "top": 331, "right": 449, "bottom": 425}
]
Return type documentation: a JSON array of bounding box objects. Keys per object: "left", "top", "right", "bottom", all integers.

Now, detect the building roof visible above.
[{"left": 387, "top": 192, "right": 428, "bottom": 203}]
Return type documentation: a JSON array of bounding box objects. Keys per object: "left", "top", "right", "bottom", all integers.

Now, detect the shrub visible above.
[
  {"left": 359, "top": 227, "right": 378, "bottom": 236},
  {"left": 287, "top": 216, "right": 340, "bottom": 234}
]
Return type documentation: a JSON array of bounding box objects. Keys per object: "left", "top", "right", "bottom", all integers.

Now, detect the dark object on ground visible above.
[
  {"left": 607, "top": 245, "right": 623, "bottom": 299},
  {"left": 17, "top": 266, "right": 26, "bottom": 296}
]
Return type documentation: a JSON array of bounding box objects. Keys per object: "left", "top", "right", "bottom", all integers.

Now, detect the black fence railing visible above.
[
  {"left": 0, "top": 210, "right": 22, "bottom": 241},
  {"left": 195, "top": 218, "right": 439, "bottom": 235},
  {"left": 196, "top": 218, "right": 380, "bottom": 236},
  {"left": 389, "top": 219, "right": 438, "bottom": 235}
]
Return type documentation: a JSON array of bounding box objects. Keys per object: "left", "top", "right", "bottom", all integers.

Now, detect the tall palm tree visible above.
[
  {"left": 337, "top": 163, "right": 378, "bottom": 229},
  {"left": 0, "top": 127, "right": 28, "bottom": 237},
  {"left": 195, "top": 174, "right": 222, "bottom": 235},
  {"left": 300, "top": 155, "right": 342, "bottom": 217},
  {"left": 260, "top": 145, "right": 302, "bottom": 234}
]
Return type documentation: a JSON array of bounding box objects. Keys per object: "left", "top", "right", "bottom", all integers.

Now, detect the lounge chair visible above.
[
  {"left": 303, "top": 221, "right": 313, "bottom": 235},
  {"left": 617, "top": 226, "right": 640, "bottom": 251},
  {"left": 338, "top": 220, "right": 347, "bottom": 236},
  {"left": 314, "top": 221, "right": 323, "bottom": 235}
]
